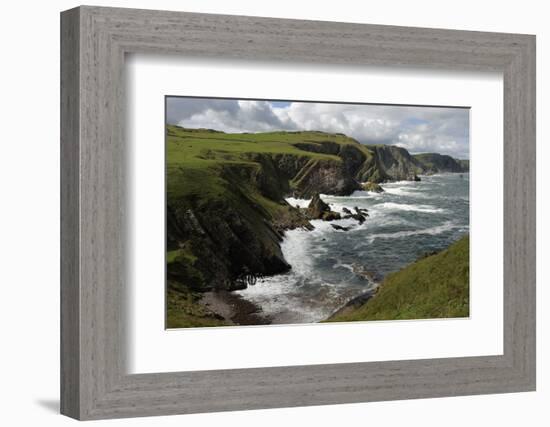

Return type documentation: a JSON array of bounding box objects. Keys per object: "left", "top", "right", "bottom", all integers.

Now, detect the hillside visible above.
[
  {"left": 413, "top": 153, "right": 469, "bottom": 174},
  {"left": 326, "top": 235, "right": 469, "bottom": 322},
  {"left": 366, "top": 144, "right": 422, "bottom": 181},
  {"left": 166, "top": 125, "right": 469, "bottom": 327},
  {"left": 166, "top": 126, "right": 374, "bottom": 293}
]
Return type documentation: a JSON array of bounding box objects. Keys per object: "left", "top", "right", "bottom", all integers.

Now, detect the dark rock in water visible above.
[
  {"left": 361, "top": 181, "right": 384, "bottom": 193},
  {"left": 354, "top": 206, "right": 369, "bottom": 215},
  {"left": 321, "top": 211, "right": 341, "bottom": 221},
  {"left": 349, "top": 213, "right": 367, "bottom": 224},
  {"left": 306, "top": 193, "right": 330, "bottom": 219},
  {"left": 412, "top": 174, "right": 421, "bottom": 182},
  {"left": 341, "top": 206, "right": 368, "bottom": 224},
  {"left": 343, "top": 207, "right": 368, "bottom": 224},
  {"left": 331, "top": 224, "right": 351, "bottom": 231},
  {"left": 306, "top": 193, "right": 341, "bottom": 221}
]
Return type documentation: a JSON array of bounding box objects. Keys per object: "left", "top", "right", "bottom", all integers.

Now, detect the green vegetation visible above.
[
  {"left": 167, "top": 285, "right": 229, "bottom": 328},
  {"left": 167, "top": 126, "right": 368, "bottom": 326},
  {"left": 166, "top": 125, "right": 373, "bottom": 200},
  {"left": 165, "top": 125, "right": 470, "bottom": 327},
  {"left": 326, "top": 235, "right": 470, "bottom": 322},
  {"left": 166, "top": 126, "right": 356, "bottom": 164}
]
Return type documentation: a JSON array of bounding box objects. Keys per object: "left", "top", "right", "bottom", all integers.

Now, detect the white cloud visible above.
[{"left": 167, "top": 98, "right": 469, "bottom": 159}]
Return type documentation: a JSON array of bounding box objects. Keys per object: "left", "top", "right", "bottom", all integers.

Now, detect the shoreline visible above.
[
  {"left": 170, "top": 173, "right": 468, "bottom": 327},
  {"left": 201, "top": 290, "right": 272, "bottom": 326}
]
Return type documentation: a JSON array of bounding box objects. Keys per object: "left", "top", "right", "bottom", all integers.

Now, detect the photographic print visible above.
[{"left": 165, "top": 97, "right": 470, "bottom": 329}]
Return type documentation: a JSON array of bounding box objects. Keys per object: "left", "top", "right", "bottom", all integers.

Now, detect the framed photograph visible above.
[
  {"left": 61, "top": 6, "right": 536, "bottom": 420},
  {"left": 163, "top": 96, "right": 471, "bottom": 329}
]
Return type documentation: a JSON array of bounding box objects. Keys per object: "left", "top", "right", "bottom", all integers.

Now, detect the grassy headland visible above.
[
  {"left": 165, "top": 125, "right": 469, "bottom": 328},
  {"left": 326, "top": 235, "right": 469, "bottom": 322}
]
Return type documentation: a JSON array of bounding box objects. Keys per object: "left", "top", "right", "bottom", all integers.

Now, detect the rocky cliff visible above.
[
  {"left": 166, "top": 126, "right": 469, "bottom": 326},
  {"left": 413, "top": 153, "right": 469, "bottom": 174},
  {"left": 361, "top": 144, "right": 423, "bottom": 181}
]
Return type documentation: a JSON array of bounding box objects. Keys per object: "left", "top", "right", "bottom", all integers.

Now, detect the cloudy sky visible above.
[{"left": 166, "top": 97, "right": 469, "bottom": 159}]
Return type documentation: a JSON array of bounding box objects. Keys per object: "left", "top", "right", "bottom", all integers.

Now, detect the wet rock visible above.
[
  {"left": 331, "top": 224, "right": 351, "bottom": 231},
  {"left": 347, "top": 213, "right": 366, "bottom": 224},
  {"left": 306, "top": 193, "right": 341, "bottom": 221},
  {"left": 306, "top": 193, "right": 330, "bottom": 218},
  {"left": 361, "top": 181, "right": 384, "bottom": 193},
  {"left": 321, "top": 211, "right": 341, "bottom": 221},
  {"left": 354, "top": 206, "right": 369, "bottom": 215}
]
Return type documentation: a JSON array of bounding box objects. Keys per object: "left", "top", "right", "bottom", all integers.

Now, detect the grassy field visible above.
[
  {"left": 166, "top": 125, "right": 371, "bottom": 200},
  {"left": 326, "top": 235, "right": 470, "bottom": 322},
  {"left": 166, "top": 125, "right": 360, "bottom": 165}
]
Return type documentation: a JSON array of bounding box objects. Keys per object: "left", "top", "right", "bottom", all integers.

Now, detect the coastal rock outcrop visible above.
[
  {"left": 306, "top": 193, "right": 341, "bottom": 221},
  {"left": 361, "top": 181, "right": 384, "bottom": 193},
  {"left": 167, "top": 126, "right": 469, "bottom": 297},
  {"left": 413, "top": 153, "right": 469, "bottom": 174}
]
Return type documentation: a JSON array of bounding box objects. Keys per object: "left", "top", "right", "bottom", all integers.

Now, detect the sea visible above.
[{"left": 235, "top": 173, "right": 470, "bottom": 324}]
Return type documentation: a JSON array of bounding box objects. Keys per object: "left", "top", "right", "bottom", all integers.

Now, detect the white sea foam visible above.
[
  {"left": 285, "top": 197, "right": 311, "bottom": 209},
  {"left": 279, "top": 228, "right": 315, "bottom": 276},
  {"left": 376, "top": 202, "right": 446, "bottom": 213},
  {"left": 382, "top": 186, "right": 423, "bottom": 196},
  {"left": 332, "top": 260, "right": 355, "bottom": 273},
  {"left": 381, "top": 179, "right": 418, "bottom": 186},
  {"left": 366, "top": 221, "right": 461, "bottom": 243},
  {"left": 239, "top": 174, "right": 468, "bottom": 324}
]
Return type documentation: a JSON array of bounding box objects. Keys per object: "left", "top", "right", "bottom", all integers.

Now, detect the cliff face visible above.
[
  {"left": 457, "top": 159, "right": 470, "bottom": 171},
  {"left": 167, "top": 161, "right": 311, "bottom": 293},
  {"left": 166, "top": 126, "right": 468, "bottom": 297},
  {"left": 413, "top": 153, "right": 469, "bottom": 174},
  {"left": 363, "top": 145, "right": 423, "bottom": 181}
]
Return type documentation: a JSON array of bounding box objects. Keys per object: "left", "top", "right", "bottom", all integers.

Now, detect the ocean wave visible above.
[
  {"left": 382, "top": 187, "right": 422, "bottom": 196},
  {"left": 376, "top": 202, "right": 446, "bottom": 213},
  {"left": 332, "top": 260, "right": 355, "bottom": 273},
  {"left": 366, "top": 221, "right": 462, "bottom": 243},
  {"left": 237, "top": 174, "right": 468, "bottom": 324},
  {"left": 381, "top": 179, "right": 418, "bottom": 186}
]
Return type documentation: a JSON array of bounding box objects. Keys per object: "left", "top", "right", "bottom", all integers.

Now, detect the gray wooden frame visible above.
[{"left": 60, "top": 5, "right": 536, "bottom": 420}]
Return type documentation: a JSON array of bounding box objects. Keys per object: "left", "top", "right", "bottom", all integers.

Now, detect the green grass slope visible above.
[
  {"left": 326, "top": 235, "right": 470, "bottom": 322},
  {"left": 167, "top": 125, "right": 361, "bottom": 167}
]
